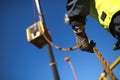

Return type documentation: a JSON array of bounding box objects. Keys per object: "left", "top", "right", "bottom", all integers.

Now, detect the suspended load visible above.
[{"left": 26, "top": 20, "right": 52, "bottom": 48}]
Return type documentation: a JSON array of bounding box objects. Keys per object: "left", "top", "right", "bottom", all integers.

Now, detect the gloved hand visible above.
[{"left": 73, "top": 26, "right": 96, "bottom": 53}]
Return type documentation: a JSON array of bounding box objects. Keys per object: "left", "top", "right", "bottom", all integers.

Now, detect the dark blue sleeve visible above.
[{"left": 66, "top": 0, "right": 90, "bottom": 26}]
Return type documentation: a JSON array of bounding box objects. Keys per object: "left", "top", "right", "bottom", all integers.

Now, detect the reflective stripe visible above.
[{"left": 90, "top": 0, "right": 120, "bottom": 31}]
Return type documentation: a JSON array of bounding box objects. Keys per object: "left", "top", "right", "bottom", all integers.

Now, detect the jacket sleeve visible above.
[{"left": 66, "top": 0, "right": 90, "bottom": 26}]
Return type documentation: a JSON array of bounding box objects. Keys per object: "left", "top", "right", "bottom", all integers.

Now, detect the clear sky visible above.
[{"left": 0, "top": 0, "right": 120, "bottom": 80}]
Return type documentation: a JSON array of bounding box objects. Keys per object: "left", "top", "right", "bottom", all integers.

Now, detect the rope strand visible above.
[{"left": 93, "top": 47, "right": 118, "bottom": 80}]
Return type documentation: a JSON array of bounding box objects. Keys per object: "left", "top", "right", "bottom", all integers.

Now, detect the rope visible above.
[{"left": 93, "top": 47, "right": 118, "bottom": 80}]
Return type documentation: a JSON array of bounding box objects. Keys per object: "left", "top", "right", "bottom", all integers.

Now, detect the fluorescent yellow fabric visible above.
[{"left": 90, "top": 0, "right": 120, "bottom": 30}]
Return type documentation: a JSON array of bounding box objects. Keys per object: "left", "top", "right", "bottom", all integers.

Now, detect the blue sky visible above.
[{"left": 0, "top": 0, "right": 120, "bottom": 80}]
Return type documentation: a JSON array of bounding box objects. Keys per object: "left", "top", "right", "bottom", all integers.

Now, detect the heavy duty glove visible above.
[{"left": 73, "top": 26, "right": 96, "bottom": 53}]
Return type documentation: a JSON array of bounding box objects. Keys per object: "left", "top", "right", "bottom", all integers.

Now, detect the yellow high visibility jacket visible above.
[{"left": 90, "top": 0, "right": 120, "bottom": 31}]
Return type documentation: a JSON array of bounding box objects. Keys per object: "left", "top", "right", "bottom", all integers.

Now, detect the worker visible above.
[{"left": 64, "top": 0, "right": 120, "bottom": 53}]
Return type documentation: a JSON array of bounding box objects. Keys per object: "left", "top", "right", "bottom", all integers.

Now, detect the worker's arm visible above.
[
  {"left": 65, "top": 0, "right": 95, "bottom": 53},
  {"left": 65, "top": 0, "right": 90, "bottom": 26}
]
